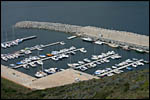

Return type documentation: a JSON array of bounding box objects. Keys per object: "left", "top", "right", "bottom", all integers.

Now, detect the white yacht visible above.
[
  {"left": 39, "top": 54, "right": 46, "bottom": 58},
  {"left": 112, "top": 66, "right": 117, "bottom": 69},
  {"left": 83, "top": 58, "right": 91, "bottom": 63},
  {"left": 107, "top": 43, "right": 119, "bottom": 48},
  {"left": 44, "top": 68, "right": 57, "bottom": 74},
  {"left": 91, "top": 55, "right": 99, "bottom": 60},
  {"left": 82, "top": 37, "right": 93, "bottom": 42},
  {"left": 78, "top": 61, "right": 85, "bottom": 65},
  {"left": 35, "top": 71, "right": 47, "bottom": 78},
  {"left": 29, "top": 62, "right": 37, "bottom": 67},
  {"left": 25, "top": 50, "right": 32, "bottom": 54},
  {"left": 67, "top": 35, "right": 77, "bottom": 40},
  {"left": 10, "top": 64, "right": 16, "bottom": 67},
  {"left": 94, "top": 40, "right": 104, "bottom": 45},
  {"left": 79, "top": 66, "right": 88, "bottom": 71},
  {"left": 36, "top": 60, "right": 43, "bottom": 65}
]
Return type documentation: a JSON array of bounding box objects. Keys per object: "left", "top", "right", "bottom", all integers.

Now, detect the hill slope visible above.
[{"left": 1, "top": 69, "right": 149, "bottom": 99}]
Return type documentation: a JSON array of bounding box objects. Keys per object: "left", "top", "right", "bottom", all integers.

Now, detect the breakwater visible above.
[{"left": 15, "top": 21, "right": 149, "bottom": 50}]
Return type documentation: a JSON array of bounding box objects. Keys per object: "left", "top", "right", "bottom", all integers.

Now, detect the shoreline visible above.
[{"left": 1, "top": 64, "right": 99, "bottom": 90}]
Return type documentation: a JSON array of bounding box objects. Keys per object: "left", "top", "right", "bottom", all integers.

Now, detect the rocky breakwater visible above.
[{"left": 15, "top": 21, "right": 149, "bottom": 49}]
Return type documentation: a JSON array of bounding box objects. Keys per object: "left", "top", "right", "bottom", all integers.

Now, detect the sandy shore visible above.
[{"left": 1, "top": 65, "right": 99, "bottom": 90}]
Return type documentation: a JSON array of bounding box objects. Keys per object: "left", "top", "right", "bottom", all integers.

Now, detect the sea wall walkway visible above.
[{"left": 15, "top": 21, "right": 149, "bottom": 50}]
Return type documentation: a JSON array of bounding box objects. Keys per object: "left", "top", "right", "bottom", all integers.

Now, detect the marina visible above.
[{"left": 1, "top": 1, "right": 149, "bottom": 90}]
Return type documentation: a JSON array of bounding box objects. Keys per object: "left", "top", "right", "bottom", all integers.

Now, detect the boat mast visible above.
[
  {"left": 41, "top": 63, "right": 43, "bottom": 72},
  {"left": 5, "top": 31, "right": 7, "bottom": 42},
  {"left": 12, "top": 26, "right": 15, "bottom": 40}
]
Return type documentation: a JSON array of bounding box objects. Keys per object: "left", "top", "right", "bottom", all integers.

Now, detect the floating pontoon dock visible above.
[
  {"left": 97, "top": 59, "right": 143, "bottom": 77},
  {"left": 73, "top": 53, "right": 121, "bottom": 69},
  {"left": 13, "top": 47, "right": 85, "bottom": 69}
]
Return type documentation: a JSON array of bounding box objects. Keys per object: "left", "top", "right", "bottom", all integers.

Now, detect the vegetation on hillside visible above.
[{"left": 1, "top": 69, "right": 149, "bottom": 99}]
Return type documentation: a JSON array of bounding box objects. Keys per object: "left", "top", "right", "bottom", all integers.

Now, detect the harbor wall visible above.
[{"left": 15, "top": 21, "right": 149, "bottom": 50}]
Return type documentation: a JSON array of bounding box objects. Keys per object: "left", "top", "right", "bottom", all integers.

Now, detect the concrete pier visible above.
[{"left": 15, "top": 21, "right": 149, "bottom": 50}]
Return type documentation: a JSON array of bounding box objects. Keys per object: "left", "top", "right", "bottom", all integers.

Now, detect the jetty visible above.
[
  {"left": 1, "top": 35, "right": 37, "bottom": 49},
  {"left": 13, "top": 47, "right": 86, "bottom": 69},
  {"left": 97, "top": 59, "right": 143, "bottom": 77},
  {"left": 15, "top": 21, "right": 149, "bottom": 51},
  {"left": 1, "top": 41, "right": 65, "bottom": 61}
]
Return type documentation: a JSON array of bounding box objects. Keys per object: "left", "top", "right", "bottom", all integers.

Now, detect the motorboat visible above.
[
  {"left": 1, "top": 56, "right": 8, "bottom": 61},
  {"left": 25, "top": 50, "right": 32, "bottom": 54},
  {"left": 107, "top": 43, "right": 119, "bottom": 48},
  {"left": 132, "top": 63, "right": 137, "bottom": 67},
  {"left": 1, "top": 43, "right": 7, "bottom": 48},
  {"left": 60, "top": 41, "right": 65, "bottom": 45},
  {"left": 112, "top": 66, "right": 117, "bottom": 69},
  {"left": 35, "top": 71, "right": 47, "bottom": 78},
  {"left": 103, "top": 59, "right": 110, "bottom": 63},
  {"left": 95, "top": 61, "right": 101, "bottom": 65},
  {"left": 113, "top": 69, "right": 121, "bottom": 74},
  {"left": 106, "top": 68, "right": 112, "bottom": 71},
  {"left": 83, "top": 58, "right": 91, "bottom": 63},
  {"left": 79, "top": 66, "right": 88, "bottom": 71},
  {"left": 94, "top": 40, "right": 104, "bottom": 45},
  {"left": 29, "top": 62, "right": 37, "bottom": 67},
  {"left": 51, "top": 56, "right": 59, "bottom": 61},
  {"left": 135, "top": 48, "right": 144, "bottom": 53},
  {"left": 82, "top": 37, "right": 93, "bottom": 42},
  {"left": 91, "top": 55, "right": 99, "bottom": 60},
  {"left": 80, "top": 48, "right": 87, "bottom": 53},
  {"left": 36, "top": 60, "right": 43, "bottom": 65},
  {"left": 22, "top": 64, "right": 29, "bottom": 69},
  {"left": 44, "top": 68, "right": 58, "bottom": 74},
  {"left": 39, "top": 54, "right": 46, "bottom": 58},
  {"left": 51, "top": 51, "right": 59, "bottom": 55},
  {"left": 89, "top": 63, "right": 96, "bottom": 68},
  {"left": 58, "top": 68, "right": 65, "bottom": 72},
  {"left": 122, "top": 45, "right": 130, "bottom": 50},
  {"left": 10, "top": 64, "right": 16, "bottom": 67},
  {"left": 67, "top": 35, "right": 77, "bottom": 40},
  {"left": 132, "top": 58, "right": 138, "bottom": 61},
  {"left": 70, "top": 46, "right": 76, "bottom": 50},
  {"left": 94, "top": 70, "right": 104, "bottom": 75},
  {"left": 67, "top": 63, "right": 75, "bottom": 67},
  {"left": 16, "top": 62, "right": 22, "bottom": 65},
  {"left": 98, "top": 55, "right": 103, "bottom": 59},
  {"left": 78, "top": 61, "right": 85, "bottom": 65},
  {"left": 136, "top": 61, "right": 144, "bottom": 66},
  {"left": 126, "top": 59, "right": 133, "bottom": 63}
]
